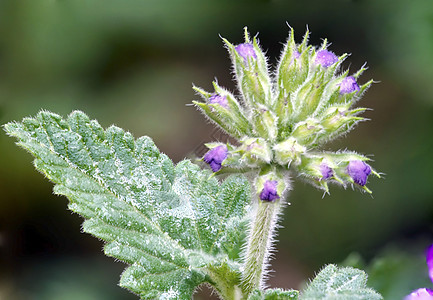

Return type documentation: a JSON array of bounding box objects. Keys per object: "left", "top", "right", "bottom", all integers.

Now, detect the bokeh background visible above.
[{"left": 1, "top": 0, "right": 433, "bottom": 299}]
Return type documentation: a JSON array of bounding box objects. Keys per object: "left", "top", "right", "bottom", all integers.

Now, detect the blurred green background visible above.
[{"left": 1, "top": 0, "right": 433, "bottom": 299}]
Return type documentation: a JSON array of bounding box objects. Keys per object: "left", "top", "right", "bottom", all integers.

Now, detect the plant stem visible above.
[{"left": 241, "top": 199, "right": 281, "bottom": 297}]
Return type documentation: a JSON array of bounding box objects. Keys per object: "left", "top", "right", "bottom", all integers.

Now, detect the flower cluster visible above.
[{"left": 194, "top": 28, "right": 379, "bottom": 200}]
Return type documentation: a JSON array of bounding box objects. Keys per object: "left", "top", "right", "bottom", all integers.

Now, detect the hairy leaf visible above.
[
  {"left": 4, "top": 110, "right": 251, "bottom": 299},
  {"left": 248, "top": 288, "right": 299, "bottom": 299},
  {"left": 300, "top": 264, "right": 383, "bottom": 300}
]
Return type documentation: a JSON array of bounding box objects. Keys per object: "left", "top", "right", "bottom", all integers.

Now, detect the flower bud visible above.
[
  {"left": 315, "top": 50, "right": 338, "bottom": 68},
  {"left": 320, "top": 106, "right": 365, "bottom": 140},
  {"left": 273, "top": 137, "right": 306, "bottom": 165},
  {"left": 259, "top": 180, "right": 280, "bottom": 201},
  {"left": 320, "top": 163, "right": 333, "bottom": 180},
  {"left": 291, "top": 118, "right": 323, "bottom": 145},
  {"left": 347, "top": 160, "right": 371, "bottom": 186},
  {"left": 209, "top": 94, "right": 228, "bottom": 109},
  {"left": 340, "top": 76, "right": 360, "bottom": 94},
  {"left": 238, "top": 137, "right": 272, "bottom": 165},
  {"left": 252, "top": 106, "right": 278, "bottom": 141},
  {"left": 292, "top": 73, "right": 327, "bottom": 121},
  {"left": 193, "top": 85, "right": 252, "bottom": 139},
  {"left": 295, "top": 155, "right": 336, "bottom": 192},
  {"left": 235, "top": 43, "right": 257, "bottom": 62},
  {"left": 204, "top": 145, "right": 228, "bottom": 172},
  {"left": 256, "top": 172, "right": 286, "bottom": 202}
]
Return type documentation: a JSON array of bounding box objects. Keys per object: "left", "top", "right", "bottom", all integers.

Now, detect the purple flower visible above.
[
  {"left": 235, "top": 43, "right": 257, "bottom": 62},
  {"left": 406, "top": 288, "right": 433, "bottom": 300},
  {"left": 428, "top": 244, "right": 433, "bottom": 282},
  {"left": 405, "top": 244, "right": 433, "bottom": 300},
  {"left": 293, "top": 50, "right": 300, "bottom": 59},
  {"left": 347, "top": 160, "right": 371, "bottom": 186},
  {"left": 209, "top": 94, "right": 228, "bottom": 109},
  {"left": 315, "top": 50, "right": 338, "bottom": 68},
  {"left": 203, "top": 145, "right": 228, "bottom": 172},
  {"left": 320, "top": 163, "right": 333, "bottom": 180},
  {"left": 340, "top": 76, "right": 360, "bottom": 94},
  {"left": 259, "top": 180, "right": 280, "bottom": 201}
]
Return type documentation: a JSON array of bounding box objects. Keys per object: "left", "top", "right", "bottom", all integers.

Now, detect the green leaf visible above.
[
  {"left": 4, "top": 110, "right": 251, "bottom": 299},
  {"left": 300, "top": 264, "right": 383, "bottom": 300},
  {"left": 248, "top": 288, "right": 299, "bottom": 300}
]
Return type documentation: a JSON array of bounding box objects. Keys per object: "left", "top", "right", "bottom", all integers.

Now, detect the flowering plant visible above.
[{"left": 4, "top": 27, "right": 383, "bottom": 299}]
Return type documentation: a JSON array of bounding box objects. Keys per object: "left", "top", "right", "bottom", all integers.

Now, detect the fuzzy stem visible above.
[{"left": 241, "top": 199, "right": 281, "bottom": 297}]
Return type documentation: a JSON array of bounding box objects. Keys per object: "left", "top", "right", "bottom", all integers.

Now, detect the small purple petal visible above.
[
  {"left": 235, "top": 43, "right": 257, "bottom": 62},
  {"left": 405, "top": 288, "right": 433, "bottom": 300},
  {"left": 315, "top": 50, "right": 338, "bottom": 68},
  {"left": 340, "top": 76, "right": 360, "bottom": 94},
  {"left": 320, "top": 163, "right": 333, "bottom": 180},
  {"left": 426, "top": 244, "right": 433, "bottom": 283},
  {"left": 208, "top": 161, "right": 221, "bottom": 172},
  {"left": 347, "top": 160, "right": 372, "bottom": 186},
  {"left": 347, "top": 160, "right": 371, "bottom": 186},
  {"left": 203, "top": 145, "right": 228, "bottom": 172},
  {"left": 293, "top": 50, "right": 300, "bottom": 59},
  {"left": 209, "top": 94, "right": 228, "bottom": 108},
  {"left": 259, "top": 180, "right": 280, "bottom": 201}
]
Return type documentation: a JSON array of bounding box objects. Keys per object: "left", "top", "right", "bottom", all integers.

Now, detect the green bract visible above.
[{"left": 194, "top": 28, "right": 379, "bottom": 194}]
